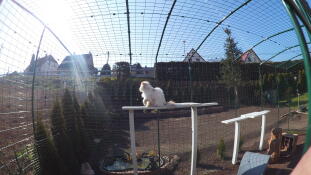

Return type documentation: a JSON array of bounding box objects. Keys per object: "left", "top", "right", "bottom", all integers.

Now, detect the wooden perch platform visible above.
[{"left": 122, "top": 102, "right": 218, "bottom": 110}]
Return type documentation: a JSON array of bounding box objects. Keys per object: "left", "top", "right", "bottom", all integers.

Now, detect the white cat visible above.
[{"left": 139, "top": 81, "right": 174, "bottom": 107}]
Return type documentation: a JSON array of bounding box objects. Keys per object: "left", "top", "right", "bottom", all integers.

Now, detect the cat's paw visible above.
[
  {"left": 151, "top": 109, "right": 158, "bottom": 113},
  {"left": 146, "top": 101, "right": 151, "bottom": 107}
]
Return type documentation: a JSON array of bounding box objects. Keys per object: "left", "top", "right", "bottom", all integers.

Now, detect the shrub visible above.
[
  {"left": 34, "top": 117, "right": 69, "bottom": 175},
  {"left": 62, "top": 89, "right": 76, "bottom": 133},
  {"left": 217, "top": 139, "right": 226, "bottom": 160},
  {"left": 239, "top": 137, "right": 244, "bottom": 151},
  {"left": 50, "top": 99, "right": 80, "bottom": 175}
]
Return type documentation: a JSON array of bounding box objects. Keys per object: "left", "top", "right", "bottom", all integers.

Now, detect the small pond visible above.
[{"left": 100, "top": 152, "right": 165, "bottom": 172}]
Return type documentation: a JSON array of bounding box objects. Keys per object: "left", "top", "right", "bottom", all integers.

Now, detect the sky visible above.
[{"left": 0, "top": 0, "right": 310, "bottom": 74}]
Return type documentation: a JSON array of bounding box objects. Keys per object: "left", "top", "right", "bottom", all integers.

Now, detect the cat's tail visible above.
[{"left": 166, "top": 100, "right": 175, "bottom": 106}]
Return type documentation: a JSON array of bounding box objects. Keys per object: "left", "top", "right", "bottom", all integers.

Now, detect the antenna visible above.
[
  {"left": 0, "top": 44, "right": 3, "bottom": 59},
  {"left": 106, "top": 51, "right": 109, "bottom": 64},
  {"left": 183, "top": 40, "right": 186, "bottom": 57}
]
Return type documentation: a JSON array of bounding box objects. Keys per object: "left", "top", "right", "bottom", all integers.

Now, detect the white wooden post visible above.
[
  {"left": 129, "top": 110, "right": 138, "bottom": 175},
  {"left": 259, "top": 114, "right": 266, "bottom": 151},
  {"left": 232, "top": 121, "right": 240, "bottom": 165},
  {"left": 190, "top": 107, "right": 198, "bottom": 175}
]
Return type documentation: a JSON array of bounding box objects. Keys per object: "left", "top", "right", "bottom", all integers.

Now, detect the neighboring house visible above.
[
  {"left": 101, "top": 63, "right": 111, "bottom": 76},
  {"left": 130, "top": 64, "right": 154, "bottom": 78},
  {"left": 239, "top": 49, "right": 261, "bottom": 63},
  {"left": 183, "top": 48, "right": 206, "bottom": 62},
  {"left": 101, "top": 62, "right": 154, "bottom": 78},
  {"left": 58, "top": 52, "right": 98, "bottom": 75},
  {"left": 141, "top": 66, "right": 155, "bottom": 78},
  {"left": 24, "top": 54, "right": 59, "bottom": 75}
]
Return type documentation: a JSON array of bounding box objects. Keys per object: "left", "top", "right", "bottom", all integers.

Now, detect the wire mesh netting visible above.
[{"left": 0, "top": 0, "right": 310, "bottom": 174}]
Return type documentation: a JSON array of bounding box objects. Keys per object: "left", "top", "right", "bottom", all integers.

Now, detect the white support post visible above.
[
  {"left": 259, "top": 114, "right": 266, "bottom": 151},
  {"left": 129, "top": 110, "right": 138, "bottom": 175},
  {"left": 190, "top": 107, "right": 198, "bottom": 175},
  {"left": 232, "top": 121, "right": 240, "bottom": 165}
]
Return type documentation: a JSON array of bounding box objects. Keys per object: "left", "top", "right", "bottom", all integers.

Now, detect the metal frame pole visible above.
[
  {"left": 154, "top": 0, "right": 177, "bottom": 167},
  {"left": 31, "top": 27, "right": 46, "bottom": 134},
  {"left": 129, "top": 110, "right": 138, "bottom": 175}
]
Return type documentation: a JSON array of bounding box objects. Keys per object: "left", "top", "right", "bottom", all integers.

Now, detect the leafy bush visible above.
[
  {"left": 216, "top": 139, "right": 226, "bottom": 160},
  {"left": 239, "top": 137, "right": 244, "bottom": 151}
]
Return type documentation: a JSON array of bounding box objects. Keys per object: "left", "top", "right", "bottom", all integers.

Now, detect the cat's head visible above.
[{"left": 139, "top": 81, "right": 152, "bottom": 92}]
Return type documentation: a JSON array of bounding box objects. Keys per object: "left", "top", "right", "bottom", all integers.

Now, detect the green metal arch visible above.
[
  {"left": 283, "top": 0, "right": 311, "bottom": 152},
  {"left": 187, "top": 0, "right": 253, "bottom": 61},
  {"left": 251, "top": 26, "right": 303, "bottom": 50},
  {"left": 286, "top": 59, "right": 304, "bottom": 70},
  {"left": 155, "top": 0, "right": 177, "bottom": 63},
  {"left": 260, "top": 42, "right": 310, "bottom": 65},
  {"left": 275, "top": 53, "right": 306, "bottom": 68}
]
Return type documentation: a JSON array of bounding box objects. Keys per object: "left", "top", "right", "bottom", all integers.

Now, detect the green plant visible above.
[
  {"left": 197, "top": 150, "right": 201, "bottom": 163},
  {"left": 13, "top": 150, "right": 24, "bottom": 175},
  {"left": 50, "top": 99, "right": 79, "bottom": 175},
  {"left": 113, "top": 61, "right": 130, "bottom": 80},
  {"left": 15, "top": 144, "right": 33, "bottom": 162},
  {"left": 220, "top": 28, "right": 243, "bottom": 108},
  {"left": 217, "top": 139, "right": 226, "bottom": 160},
  {"left": 77, "top": 105, "right": 91, "bottom": 162},
  {"left": 239, "top": 137, "right": 244, "bottom": 151},
  {"left": 62, "top": 89, "right": 76, "bottom": 134},
  {"left": 35, "top": 117, "right": 69, "bottom": 175}
]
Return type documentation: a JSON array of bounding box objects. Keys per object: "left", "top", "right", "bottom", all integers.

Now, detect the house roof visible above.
[
  {"left": 58, "top": 53, "right": 98, "bottom": 74},
  {"left": 239, "top": 49, "right": 261, "bottom": 63},
  {"left": 36, "top": 55, "right": 58, "bottom": 67},
  {"left": 24, "top": 55, "right": 58, "bottom": 72},
  {"left": 58, "top": 53, "right": 95, "bottom": 70},
  {"left": 102, "top": 63, "right": 111, "bottom": 70},
  {"left": 183, "top": 48, "right": 206, "bottom": 62}
]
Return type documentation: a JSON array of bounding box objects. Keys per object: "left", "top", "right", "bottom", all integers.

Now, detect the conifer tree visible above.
[
  {"left": 220, "top": 28, "right": 242, "bottom": 107},
  {"left": 62, "top": 90, "right": 84, "bottom": 164},
  {"left": 50, "top": 99, "right": 79, "bottom": 175},
  {"left": 73, "top": 93, "right": 80, "bottom": 114},
  {"left": 62, "top": 89, "right": 76, "bottom": 133},
  {"left": 72, "top": 93, "right": 90, "bottom": 164},
  {"left": 78, "top": 105, "right": 91, "bottom": 162},
  {"left": 34, "top": 117, "right": 69, "bottom": 175}
]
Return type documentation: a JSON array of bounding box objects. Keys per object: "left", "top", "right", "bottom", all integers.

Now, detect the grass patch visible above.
[
  {"left": 15, "top": 144, "right": 34, "bottom": 161},
  {"left": 280, "top": 92, "right": 308, "bottom": 109},
  {"left": 284, "top": 129, "right": 306, "bottom": 135}
]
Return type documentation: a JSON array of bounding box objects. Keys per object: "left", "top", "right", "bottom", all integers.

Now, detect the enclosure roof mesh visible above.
[{"left": 0, "top": 0, "right": 311, "bottom": 71}]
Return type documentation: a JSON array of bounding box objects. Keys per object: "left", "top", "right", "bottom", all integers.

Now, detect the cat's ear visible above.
[{"left": 141, "top": 81, "right": 148, "bottom": 86}]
